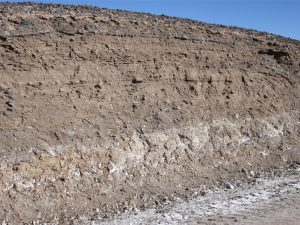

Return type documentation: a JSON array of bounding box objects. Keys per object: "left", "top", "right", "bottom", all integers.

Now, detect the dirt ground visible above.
[
  {"left": 93, "top": 167, "right": 300, "bottom": 225},
  {"left": 0, "top": 3, "right": 299, "bottom": 224}
]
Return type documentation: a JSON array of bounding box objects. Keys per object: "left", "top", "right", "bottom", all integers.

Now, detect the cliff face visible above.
[{"left": 0, "top": 3, "right": 299, "bottom": 224}]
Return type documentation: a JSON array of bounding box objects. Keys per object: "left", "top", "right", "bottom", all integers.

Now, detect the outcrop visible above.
[{"left": 0, "top": 3, "right": 299, "bottom": 224}]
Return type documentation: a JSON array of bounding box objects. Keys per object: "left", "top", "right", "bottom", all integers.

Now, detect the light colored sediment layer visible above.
[{"left": 0, "top": 111, "right": 299, "bottom": 224}]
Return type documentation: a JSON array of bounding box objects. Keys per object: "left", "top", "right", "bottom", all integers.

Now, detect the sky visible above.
[{"left": 1, "top": 0, "right": 300, "bottom": 40}]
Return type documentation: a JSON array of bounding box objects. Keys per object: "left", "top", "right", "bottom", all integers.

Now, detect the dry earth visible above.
[
  {"left": 0, "top": 3, "right": 299, "bottom": 224},
  {"left": 89, "top": 167, "right": 300, "bottom": 225}
]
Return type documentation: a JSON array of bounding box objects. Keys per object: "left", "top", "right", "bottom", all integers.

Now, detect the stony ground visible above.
[{"left": 0, "top": 3, "right": 299, "bottom": 224}]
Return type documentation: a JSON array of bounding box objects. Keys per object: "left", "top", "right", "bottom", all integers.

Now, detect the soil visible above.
[{"left": 0, "top": 3, "right": 299, "bottom": 225}]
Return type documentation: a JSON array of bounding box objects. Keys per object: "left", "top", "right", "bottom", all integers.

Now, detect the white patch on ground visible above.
[{"left": 94, "top": 170, "right": 300, "bottom": 225}]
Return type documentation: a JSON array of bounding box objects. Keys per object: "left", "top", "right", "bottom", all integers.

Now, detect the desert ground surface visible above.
[
  {"left": 94, "top": 168, "right": 300, "bottom": 225},
  {"left": 0, "top": 3, "right": 299, "bottom": 224}
]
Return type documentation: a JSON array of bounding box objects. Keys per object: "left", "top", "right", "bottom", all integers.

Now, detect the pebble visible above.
[
  {"left": 3, "top": 31, "right": 10, "bottom": 36},
  {"left": 225, "top": 183, "right": 235, "bottom": 189},
  {"left": 233, "top": 113, "right": 240, "bottom": 119},
  {"left": 0, "top": 83, "right": 8, "bottom": 91},
  {"left": 132, "top": 77, "right": 143, "bottom": 84}
]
